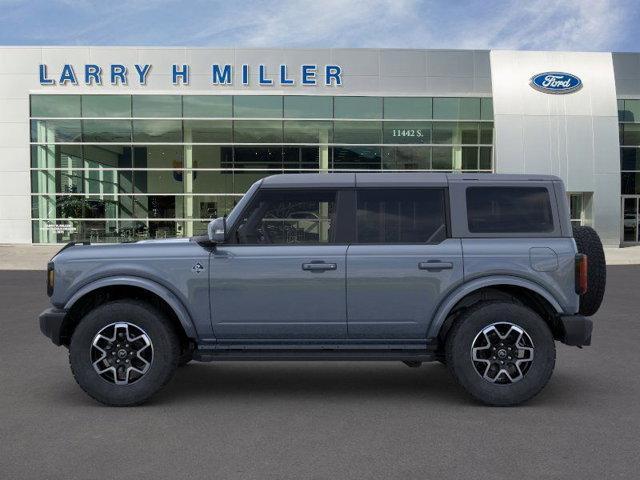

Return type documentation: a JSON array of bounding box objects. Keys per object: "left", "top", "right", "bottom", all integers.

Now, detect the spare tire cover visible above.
[{"left": 572, "top": 225, "right": 606, "bottom": 316}]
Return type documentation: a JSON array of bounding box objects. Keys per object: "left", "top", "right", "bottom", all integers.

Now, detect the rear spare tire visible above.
[{"left": 572, "top": 225, "right": 606, "bottom": 316}]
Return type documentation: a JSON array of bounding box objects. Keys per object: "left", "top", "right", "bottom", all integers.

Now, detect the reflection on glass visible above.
[
  {"left": 83, "top": 95, "right": 131, "bottom": 117},
  {"left": 183, "top": 96, "right": 232, "bottom": 117},
  {"left": 234, "top": 120, "right": 283, "bottom": 143},
  {"left": 284, "top": 96, "right": 333, "bottom": 118},
  {"left": 133, "top": 120, "right": 182, "bottom": 142},
  {"left": 333, "top": 121, "right": 381, "bottom": 144},
  {"left": 283, "top": 121, "right": 332, "bottom": 143},
  {"left": 382, "top": 147, "right": 431, "bottom": 170},
  {"left": 183, "top": 120, "right": 232, "bottom": 143},
  {"left": 334, "top": 97, "right": 382, "bottom": 119},
  {"left": 383, "top": 122, "right": 431, "bottom": 144},
  {"left": 31, "top": 95, "right": 81, "bottom": 117},
  {"left": 31, "top": 120, "right": 82, "bottom": 143},
  {"left": 234, "top": 96, "right": 282, "bottom": 118},
  {"left": 384, "top": 97, "right": 432, "bottom": 119},
  {"left": 132, "top": 95, "right": 181, "bottom": 117},
  {"left": 332, "top": 147, "right": 381, "bottom": 170},
  {"left": 82, "top": 120, "right": 132, "bottom": 142}
]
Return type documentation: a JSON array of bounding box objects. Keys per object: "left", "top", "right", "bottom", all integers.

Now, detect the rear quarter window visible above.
[{"left": 466, "top": 186, "right": 554, "bottom": 233}]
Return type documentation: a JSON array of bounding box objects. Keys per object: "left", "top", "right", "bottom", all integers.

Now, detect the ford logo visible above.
[{"left": 530, "top": 72, "right": 582, "bottom": 94}]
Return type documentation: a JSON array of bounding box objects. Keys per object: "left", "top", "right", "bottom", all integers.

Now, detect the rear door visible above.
[{"left": 346, "top": 187, "right": 463, "bottom": 339}]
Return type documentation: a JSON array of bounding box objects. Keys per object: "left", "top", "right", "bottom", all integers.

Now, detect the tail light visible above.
[
  {"left": 47, "top": 262, "right": 55, "bottom": 297},
  {"left": 575, "top": 254, "right": 588, "bottom": 295}
]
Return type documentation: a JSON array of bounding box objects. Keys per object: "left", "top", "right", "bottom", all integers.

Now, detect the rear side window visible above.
[
  {"left": 466, "top": 187, "right": 554, "bottom": 233},
  {"left": 356, "top": 189, "right": 447, "bottom": 243}
]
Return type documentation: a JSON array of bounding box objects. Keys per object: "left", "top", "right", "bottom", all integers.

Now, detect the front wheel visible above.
[
  {"left": 69, "top": 300, "right": 180, "bottom": 406},
  {"left": 445, "top": 301, "right": 556, "bottom": 406}
]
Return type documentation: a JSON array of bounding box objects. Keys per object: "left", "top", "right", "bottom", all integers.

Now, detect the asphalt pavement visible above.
[{"left": 1, "top": 267, "right": 639, "bottom": 479}]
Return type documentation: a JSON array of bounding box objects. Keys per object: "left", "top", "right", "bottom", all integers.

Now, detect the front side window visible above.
[
  {"left": 356, "top": 189, "right": 447, "bottom": 243},
  {"left": 235, "top": 190, "right": 337, "bottom": 244},
  {"left": 466, "top": 187, "right": 554, "bottom": 233}
]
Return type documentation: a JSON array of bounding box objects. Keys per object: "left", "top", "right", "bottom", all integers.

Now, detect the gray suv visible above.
[{"left": 39, "top": 173, "right": 606, "bottom": 406}]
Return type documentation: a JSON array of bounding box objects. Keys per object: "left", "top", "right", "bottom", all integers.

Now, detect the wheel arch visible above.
[
  {"left": 59, "top": 276, "right": 197, "bottom": 347},
  {"left": 428, "top": 276, "right": 564, "bottom": 342}
]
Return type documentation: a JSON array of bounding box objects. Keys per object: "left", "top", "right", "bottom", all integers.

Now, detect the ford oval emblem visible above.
[{"left": 530, "top": 72, "right": 582, "bottom": 94}]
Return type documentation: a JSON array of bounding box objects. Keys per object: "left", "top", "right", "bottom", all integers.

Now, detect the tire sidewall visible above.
[
  {"left": 447, "top": 302, "right": 556, "bottom": 406},
  {"left": 69, "top": 301, "right": 179, "bottom": 406}
]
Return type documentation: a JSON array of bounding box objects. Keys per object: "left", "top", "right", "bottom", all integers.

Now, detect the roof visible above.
[{"left": 259, "top": 172, "right": 561, "bottom": 188}]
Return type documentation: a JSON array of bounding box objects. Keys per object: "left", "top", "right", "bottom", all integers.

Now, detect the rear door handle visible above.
[
  {"left": 302, "top": 262, "right": 337, "bottom": 272},
  {"left": 418, "top": 261, "right": 454, "bottom": 271}
]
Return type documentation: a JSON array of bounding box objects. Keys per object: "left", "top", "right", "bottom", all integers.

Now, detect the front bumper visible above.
[
  {"left": 559, "top": 315, "right": 593, "bottom": 347},
  {"left": 39, "top": 308, "right": 67, "bottom": 346}
]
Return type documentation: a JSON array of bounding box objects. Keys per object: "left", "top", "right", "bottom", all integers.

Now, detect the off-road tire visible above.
[
  {"left": 445, "top": 301, "right": 556, "bottom": 406},
  {"left": 572, "top": 225, "right": 606, "bottom": 316},
  {"left": 69, "top": 300, "right": 180, "bottom": 406}
]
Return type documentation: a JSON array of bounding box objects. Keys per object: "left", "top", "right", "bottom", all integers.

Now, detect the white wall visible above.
[{"left": 490, "top": 50, "right": 621, "bottom": 245}]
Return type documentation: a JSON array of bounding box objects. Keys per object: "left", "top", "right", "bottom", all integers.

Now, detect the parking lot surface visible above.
[{"left": 1, "top": 267, "right": 639, "bottom": 480}]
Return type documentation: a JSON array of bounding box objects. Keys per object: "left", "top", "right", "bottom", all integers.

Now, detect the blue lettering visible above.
[
  {"left": 85, "top": 64, "right": 102, "bottom": 85},
  {"left": 301, "top": 64, "right": 317, "bottom": 85},
  {"left": 279, "top": 64, "right": 294, "bottom": 85},
  {"left": 259, "top": 65, "right": 273, "bottom": 85},
  {"left": 242, "top": 64, "right": 249, "bottom": 85},
  {"left": 212, "top": 64, "right": 232, "bottom": 84},
  {"left": 134, "top": 64, "right": 151, "bottom": 85},
  {"left": 172, "top": 64, "right": 189, "bottom": 85},
  {"left": 325, "top": 65, "right": 342, "bottom": 86},
  {"left": 59, "top": 64, "right": 77, "bottom": 85},
  {"left": 39, "top": 64, "right": 55, "bottom": 85},
  {"left": 110, "top": 64, "right": 127, "bottom": 85}
]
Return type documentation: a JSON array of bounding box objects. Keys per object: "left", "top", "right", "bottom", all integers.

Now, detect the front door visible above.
[
  {"left": 346, "top": 188, "right": 463, "bottom": 339},
  {"left": 211, "top": 188, "right": 348, "bottom": 339}
]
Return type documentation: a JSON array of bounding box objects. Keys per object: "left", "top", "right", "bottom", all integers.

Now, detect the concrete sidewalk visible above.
[{"left": 1, "top": 243, "right": 640, "bottom": 270}]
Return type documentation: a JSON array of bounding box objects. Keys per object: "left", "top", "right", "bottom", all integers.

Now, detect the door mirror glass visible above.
[{"left": 208, "top": 217, "right": 226, "bottom": 243}]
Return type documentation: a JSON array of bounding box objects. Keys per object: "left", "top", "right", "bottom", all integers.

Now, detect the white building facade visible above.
[{"left": 0, "top": 47, "right": 638, "bottom": 246}]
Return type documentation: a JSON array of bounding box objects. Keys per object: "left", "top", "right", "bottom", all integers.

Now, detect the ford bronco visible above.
[{"left": 39, "top": 173, "right": 606, "bottom": 406}]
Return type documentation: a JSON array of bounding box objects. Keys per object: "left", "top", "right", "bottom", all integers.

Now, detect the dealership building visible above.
[{"left": 0, "top": 47, "right": 639, "bottom": 246}]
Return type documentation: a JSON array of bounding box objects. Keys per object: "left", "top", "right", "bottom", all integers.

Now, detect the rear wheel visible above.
[
  {"left": 445, "top": 301, "right": 555, "bottom": 406},
  {"left": 69, "top": 300, "right": 180, "bottom": 406}
]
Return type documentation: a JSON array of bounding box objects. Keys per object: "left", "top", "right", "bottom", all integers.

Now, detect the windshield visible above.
[{"left": 225, "top": 180, "right": 262, "bottom": 229}]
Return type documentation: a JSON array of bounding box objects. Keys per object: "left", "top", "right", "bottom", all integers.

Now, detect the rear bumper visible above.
[
  {"left": 39, "top": 307, "right": 67, "bottom": 346},
  {"left": 559, "top": 314, "right": 593, "bottom": 347}
]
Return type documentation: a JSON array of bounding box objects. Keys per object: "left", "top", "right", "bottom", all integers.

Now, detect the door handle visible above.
[
  {"left": 418, "top": 261, "right": 454, "bottom": 271},
  {"left": 302, "top": 262, "right": 337, "bottom": 272}
]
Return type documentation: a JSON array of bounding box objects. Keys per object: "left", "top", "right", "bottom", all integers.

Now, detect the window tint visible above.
[
  {"left": 356, "top": 189, "right": 446, "bottom": 243},
  {"left": 466, "top": 187, "right": 554, "bottom": 233},
  {"left": 236, "top": 190, "right": 337, "bottom": 244}
]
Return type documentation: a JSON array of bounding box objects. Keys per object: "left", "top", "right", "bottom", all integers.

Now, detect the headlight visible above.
[{"left": 47, "top": 262, "right": 55, "bottom": 297}]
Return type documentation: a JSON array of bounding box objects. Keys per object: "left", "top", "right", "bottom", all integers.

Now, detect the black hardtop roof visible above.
[{"left": 259, "top": 172, "right": 561, "bottom": 189}]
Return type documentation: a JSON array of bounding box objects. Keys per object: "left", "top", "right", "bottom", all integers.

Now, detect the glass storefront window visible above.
[
  {"left": 132, "top": 120, "right": 182, "bottom": 142},
  {"left": 383, "top": 97, "right": 432, "bottom": 119},
  {"left": 382, "top": 146, "right": 431, "bottom": 170},
  {"left": 432, "top": 146, "right": 453, "bottom": 170},
  {"left": 284, "top": 96, "right": 332, "bottom": 118},
  {"left": 383, "top": 122, "right": 431, "bottom": 144},
  {"left": 481, "top": 98, "right": 493, "bottom": 120},
  {"left": 84, "top": 145, "right": 133, "bottom": 168},
  {"left": 234, "top": 120, "right": 283, "bottom": 143},
  {"left": 333, "top": 121, "right": 382, "bottom": 144},
  {"left": 29, "top": 93, "right": 494, "bottom": 243},
  {"left": 332, "top": 146, "right": 381, "bottom": 170},
  {"left": 234, "top": 96, "right": 282, "bottom": 118},
  {"left": 622, "top": 100, "right": 640, "bottom": 123},
  {"left": 183, "top": 95, "right": 232, "bottom": 117},
  {"left": 183, "top": 120, "right": 232, "bottom": 143},
  {"left": 283, "top": 121, "right": 332, "bottom": 143},
  {"left": 82, "top": 120, "right": 132, "bottom": 142},
  {"left": 31, "top": 144, "right": 82, "bottom": 169},
  {"left": 622, "top": 148, "right": 640, "bottom": 171},
  {"left": 31, "top": 119, "right": 82, "bottom": 143},
  {"left": 82, "top": 95, "right": 131, "bottom": 117},
  {"left": 132, "top": 95, "right": 182, "bottom": 117},
  {"left": 622, "top": 124, "right": 640, "bottom": 146},
  {"left": 31, "top": 95, "right": 81, "bottom": 117},
  {"left": 334, "top": 97, "right": 382, "bottom": 119},
  {"left": 433, "top": 98, "right": 481, "bottom": 120}
]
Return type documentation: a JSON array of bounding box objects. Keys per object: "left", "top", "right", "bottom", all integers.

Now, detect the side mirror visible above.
[{"left": 208, "top": 217, "right": 226, "bottom": 243}]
